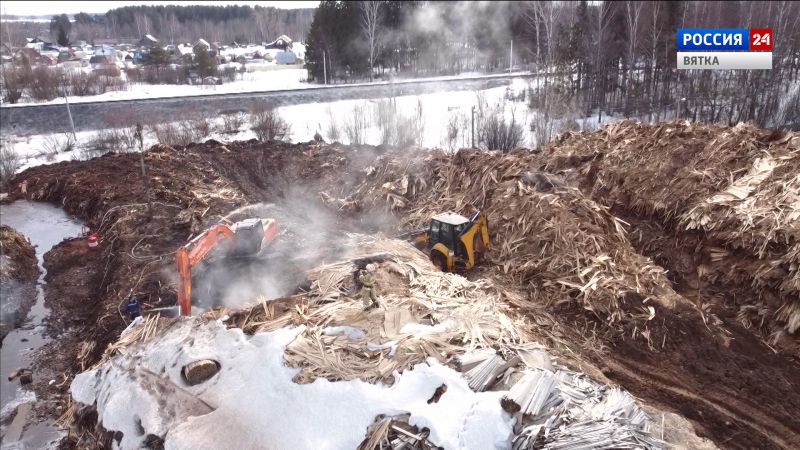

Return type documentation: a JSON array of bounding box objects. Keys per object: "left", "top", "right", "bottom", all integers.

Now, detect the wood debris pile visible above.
[
  {"left": 225, "top": 235, "right": 527, "bottom": 384},
  {"left": 541, "top": 120, "right": 799, "bottom": 348},
  {"left": 506, "top": 365, "right": 661, "bottom": 449},
  {"left": 61, "top": 234, "right": 662, "bottom": 449},
  {"left": 359, "top": 414, "right": 439, "bottom": 450},
  {"left": 456, "top": 345, "right": 662, "bottom": 449},
  {"left": 325, "top": 149, "right": 687, "bottom": 343}
]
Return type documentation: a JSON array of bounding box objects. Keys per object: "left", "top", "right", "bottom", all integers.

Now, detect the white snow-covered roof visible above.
[
  {"left": 433, "top": 212, "right": 469, "bottom": 226},
  {"left": 177, "top": 44, "right": 194, "bottom": 56}
]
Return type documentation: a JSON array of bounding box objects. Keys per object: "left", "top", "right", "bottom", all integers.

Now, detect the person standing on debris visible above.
[
  {"left": 359, "top": 264, "right": 379, "bottom": 309},
  {"left": 126, "top": 297, "right": 141, "bottom": 321}
]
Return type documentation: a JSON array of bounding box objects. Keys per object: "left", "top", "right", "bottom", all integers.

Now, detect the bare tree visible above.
[
  {"left": 361, "top": 1, "right": 384, "bottom": 81},
  {"left": 647, "top": 1, "right": 663, "bottom": 117},
  {"left": 1, "top": 7, "right": 26, "bottom": 48},
  {"left": 623, "top": 1, "right": 644, "bottom": 115},
  {"left": 523, "top": 2, "right": 559, "bottom": 69}
]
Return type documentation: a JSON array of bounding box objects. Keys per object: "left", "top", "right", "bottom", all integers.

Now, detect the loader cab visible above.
[{"left": 428, "top": 213, "right": 470, "bottom": 258}]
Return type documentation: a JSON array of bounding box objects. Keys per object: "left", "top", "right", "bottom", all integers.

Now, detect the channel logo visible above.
[{"left": 676, "top": 28, "right": 772, "bottom": 70}]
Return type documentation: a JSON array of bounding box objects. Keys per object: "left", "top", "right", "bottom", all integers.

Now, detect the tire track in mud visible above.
[{"left": 602, "top": 345, "right": 800, "bottom": 449}]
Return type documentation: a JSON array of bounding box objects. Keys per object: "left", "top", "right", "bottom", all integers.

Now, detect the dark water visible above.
[{"left": 0, "top": 201, "right": 84, "bottom": 449}]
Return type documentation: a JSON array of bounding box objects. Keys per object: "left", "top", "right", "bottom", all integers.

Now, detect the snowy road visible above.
[{"left": 0, "top": 73, "right": 534, "bottom": 136}]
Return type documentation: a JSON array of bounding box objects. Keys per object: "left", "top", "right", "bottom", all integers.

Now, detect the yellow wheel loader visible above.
[{"left": 410, "top": 211, "right": 490, "bottom": 272}]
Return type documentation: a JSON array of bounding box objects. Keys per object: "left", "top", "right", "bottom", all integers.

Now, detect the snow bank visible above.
[{"left": 71, "top": 319, "right": 513, "bottom": 450}]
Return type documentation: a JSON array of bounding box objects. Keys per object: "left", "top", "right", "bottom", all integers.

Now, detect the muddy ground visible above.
[
  {"left": 0, "top": 225, "right": 39, "bottom": 343},
  {"left": 5, "top": 136, "right": 800, "bottom": 449}
]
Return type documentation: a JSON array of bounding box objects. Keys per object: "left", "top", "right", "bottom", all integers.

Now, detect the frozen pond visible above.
[{"left": 0, "top": 201, "right": 84, "bottom": 448}]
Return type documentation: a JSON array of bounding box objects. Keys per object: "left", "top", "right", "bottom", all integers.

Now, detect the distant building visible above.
[
  {"left": 195, "top": 39, "right": 210, "bottom": 49},
  {"left": 94, "top": 45, "right": 115, "bottom": 58},
  {"left": 176, "top": 44, "right": 194, "bottom": 58},
  {"left": 138, "top": 34, "right": 158, "bottom": 48},
  {"left": 264, "top": 35, "right": 293, "bottom": 51},
  {"left": 90, "top": 55, "right": 111, "bottom": 65},
  {"left": 13, "top": 47, "right": 56, "bottom": 66},
  {"left": 94, "top": 37, "right": 120, "bottom": 46},
  {"left": 275, "top": 50, "right": 297, "bottom": 65},
  {"left": 25, "top": 36, "right": 52, "bottom": 53}
]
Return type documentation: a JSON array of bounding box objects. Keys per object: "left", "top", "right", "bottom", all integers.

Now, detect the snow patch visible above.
[
  {"left": 71, "top": 320, "right": 513, "bottom": 450},
  {"left": 322, "top": 325, "right": 367, "bottom": 340}
]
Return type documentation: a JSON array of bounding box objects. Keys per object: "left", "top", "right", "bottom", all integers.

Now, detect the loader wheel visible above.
[{"left": 431, "top": 253, "right": 447, "bottom": 272}]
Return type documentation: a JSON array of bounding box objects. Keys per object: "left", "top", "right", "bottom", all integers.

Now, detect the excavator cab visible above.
[
  {"left": 418, "top": 211, "right": 490, "bottom": 272},
  {"left": 229, "top": 218, "right": 267, "bottom": 257}
]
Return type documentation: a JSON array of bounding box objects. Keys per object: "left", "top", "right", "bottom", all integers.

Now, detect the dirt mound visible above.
[
  {"left": 0, "top": 225, "right": 38, "bottom": 341},
  {"left": 3, "top": 140, "right": 395, "bottom": 386},
  {"left": 538, "top": 120, "right": 800, "bottom": 353}
]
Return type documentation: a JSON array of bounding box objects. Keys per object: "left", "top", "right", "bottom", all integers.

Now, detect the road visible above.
[{"left": 0, "top": 73, "right": 533, "bottom": 136}]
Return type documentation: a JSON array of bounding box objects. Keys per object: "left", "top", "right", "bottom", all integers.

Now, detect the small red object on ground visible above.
[{"left": 88, "top": 232, "right": 99, "bottom": 250}]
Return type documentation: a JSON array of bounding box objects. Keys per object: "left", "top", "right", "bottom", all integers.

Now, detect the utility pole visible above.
[
  {"left": 323, "top": 50, "right": 327, "bottom": 85},
  {"left": 62, "top": 85, "right": 76, "bottom": 141},
  {"left": 135, "top": 123, "right": 153, "bottom": 219},
  {"left": 509, "top": 40, "right": 513, "bottom": 72},
  {"left": 471, "top": 106, "right": 476, "bottom": 148}
]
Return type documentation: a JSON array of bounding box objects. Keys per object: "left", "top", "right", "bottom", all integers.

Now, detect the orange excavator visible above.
[{"left": 176, "top": 218, "right": 278, "bottom": 316}]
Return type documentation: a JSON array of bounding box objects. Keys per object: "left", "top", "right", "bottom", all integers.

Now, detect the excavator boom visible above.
[{"left": 176, "top": 218, "right": 278, "bottom": 316}]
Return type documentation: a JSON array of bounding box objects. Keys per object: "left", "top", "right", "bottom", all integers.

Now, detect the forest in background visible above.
[
  {"left": 1, "top": 1, "right": 799, "bottom": 134},
  {"left": 1, "top": 5, "right": 314, "bottom": 46},
  {"left": 305, "top": 1, "right": 800, "bottom": 133}
]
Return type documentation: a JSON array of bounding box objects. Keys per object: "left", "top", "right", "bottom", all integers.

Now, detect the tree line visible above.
[
  {"left": 1, "top": 5, "right": 314, "bottom": 47},
  {"left": 306, "top": 1, "right": 530, "bottom": 83},
  {"left": 305, "top": 1, "right": 800, "bottom": 131}
]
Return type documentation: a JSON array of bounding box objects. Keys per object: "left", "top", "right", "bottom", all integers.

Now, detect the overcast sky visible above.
[{"left": 1, "top": 1, "right": 320, "bottom": 16}]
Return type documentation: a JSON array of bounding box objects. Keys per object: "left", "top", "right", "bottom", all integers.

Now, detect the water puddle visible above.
[{"left": 0, "top": 201, "right": 84, "bottom": 448}]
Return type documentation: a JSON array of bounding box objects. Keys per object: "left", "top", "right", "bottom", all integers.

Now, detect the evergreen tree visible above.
[
  {"left": 194, "top": 45, "right": 216, "bottom": 77},
  {"left": 74, "top": 12, "right": 95, "bottom": 25},
  {"left": 148, "top": 45, "right": 170, "bottom": 72},
  {"left": 50, "top": 14, "right": 71, "bottom": 46},
  {"left": 305, "top": 1, "right": 339, "bottom": 82},
  {"left": 57, "top": 28, "right": 69, "bottom": 47}
]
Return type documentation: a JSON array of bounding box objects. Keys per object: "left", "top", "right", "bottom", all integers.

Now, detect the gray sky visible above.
[{"left": 1, "top": 1, "right": 320, "bottom": 16}]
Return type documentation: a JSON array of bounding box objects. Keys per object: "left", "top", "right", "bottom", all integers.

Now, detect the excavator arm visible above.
[
  {"left": 176, "top": 225, "right": 236, "bottom": 317},
  {"left": 458, "top": 211, "right": 490, "bottom": 269},
  {"left": 176, "top": 219, "right": 279, "bottom": 317}
]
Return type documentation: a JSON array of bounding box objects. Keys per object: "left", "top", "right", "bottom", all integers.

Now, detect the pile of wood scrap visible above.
[
  {"left": 541, "top": 120, "right": 799, "bottom": 350},
  {"left": 60, "top": 233, "right": 664, "bottom": 449},
  {"left": 225, "top": 235, "right": 526, "bottom": 384},
  {"left": 331, "top": 149, "right": 687, "bottom": 344},
  {"left": 444, "top": 344, "right": 663, "bottom": 449},
  {"left": 490, "top": 349, "right": 661, "bottom": 449},
  {"left": 359, "top": 415, "right": 439, "bottom": 450}
]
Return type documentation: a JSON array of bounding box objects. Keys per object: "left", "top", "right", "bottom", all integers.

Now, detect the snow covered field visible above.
[
  {"left": 3, "top": 66, "right": 311, "bottom": 107},
  {"left": 3, "top": 68, "right": 533, "bottom": 107},
  {"left": 2, "top": 76, "right": 626, "bottom": 174}
]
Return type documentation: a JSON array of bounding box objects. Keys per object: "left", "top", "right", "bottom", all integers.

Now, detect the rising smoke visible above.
[{"left": 189, "top": 172, "right": 398, "bottom": 311}]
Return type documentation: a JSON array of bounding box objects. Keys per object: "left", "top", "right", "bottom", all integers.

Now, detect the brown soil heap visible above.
[
  {"left": 538, "top": 120, "right": 799, "bottom": 354},
  {"left": 0, "top": 225, "right": 39, "bottom": 342}
]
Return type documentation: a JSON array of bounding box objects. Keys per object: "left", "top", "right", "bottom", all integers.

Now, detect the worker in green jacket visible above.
[{"left": 359, "top": 264, "right": 379, "bottom": 309}]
